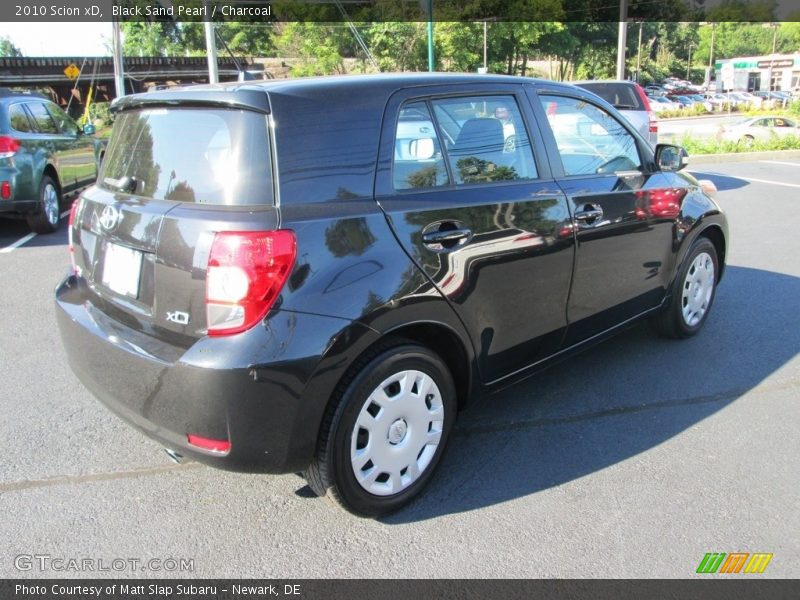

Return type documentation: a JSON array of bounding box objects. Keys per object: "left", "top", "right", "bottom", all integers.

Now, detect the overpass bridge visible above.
[{"left": 0, "top": 56, "right": 263, "bottom": 114}]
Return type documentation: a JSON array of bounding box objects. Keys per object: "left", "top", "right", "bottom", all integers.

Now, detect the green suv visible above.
[{"left": 0, "top": 90, "right": 102, "bottom": 233}]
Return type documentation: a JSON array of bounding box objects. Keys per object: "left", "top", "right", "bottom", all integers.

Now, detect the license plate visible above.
[{"left": 102, "top": 242, "right": 142, "bottom": 298}]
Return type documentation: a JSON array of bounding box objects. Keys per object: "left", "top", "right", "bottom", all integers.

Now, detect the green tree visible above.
[
  {"left": 274, "top": 23, "right": 355, "bottom": 76},
  {"left": 0, "top": 36, "right": 22, "bottom": 57}
]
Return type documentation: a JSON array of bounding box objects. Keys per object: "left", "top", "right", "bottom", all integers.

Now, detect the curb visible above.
[{"left": 687, "top": 149, "right": 800, "bottom": 165}]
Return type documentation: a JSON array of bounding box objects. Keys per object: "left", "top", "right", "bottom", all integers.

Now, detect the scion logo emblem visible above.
[{"left": 99, "top": 205, "right": 123, "bottom": 231}]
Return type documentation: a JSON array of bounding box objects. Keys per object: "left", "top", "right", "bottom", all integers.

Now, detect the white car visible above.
[
  {"left": 648, "top": 96, "right": 681, "bottom": 113},
  {"left": 720, "top": 116, "right": 799, "bottom": 146}
]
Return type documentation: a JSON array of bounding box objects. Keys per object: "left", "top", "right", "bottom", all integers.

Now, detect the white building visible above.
[{"left": 714, "top": 54, "right": 800, "bottom": 93}]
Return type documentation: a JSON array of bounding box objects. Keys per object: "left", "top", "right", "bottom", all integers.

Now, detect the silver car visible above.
[{"left": 574, "top": 80, "right": 658, "bottom": 146}]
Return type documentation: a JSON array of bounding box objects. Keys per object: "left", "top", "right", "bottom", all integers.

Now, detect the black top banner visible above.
[{"left": 2, "top": 0, "right": 800, "bottom": 23}]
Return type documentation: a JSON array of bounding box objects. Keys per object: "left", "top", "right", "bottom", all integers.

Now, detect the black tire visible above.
[
  {"left": 305, "top": 343, "right": 457, "bottom": 517},
  {"left": 653, "top": 237, "right": 719, "bottom": 339},
  {"left": 26, "top": 175, "right": 61, "bottom": 234}
]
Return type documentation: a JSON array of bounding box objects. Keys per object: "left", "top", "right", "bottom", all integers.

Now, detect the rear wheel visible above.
[
  {"left": 654, "top": 237, "right": 718, "bottom": 338},
  {"left": 305, "top": 343, "right": 456, "bottom": 517},
  {"left": 26, "top": 175, "right": 61, "bottom": 234}
]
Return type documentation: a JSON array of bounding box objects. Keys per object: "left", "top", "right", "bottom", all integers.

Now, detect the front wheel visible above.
[
  {"left": 653, "top": 237, "right": 719, "bottom": 339},
  {"left": 26, "top": 175, "right": 61, "bottom": 234},
  {"left": 305, "top": 343, "right": 456, "bottom": 517}
]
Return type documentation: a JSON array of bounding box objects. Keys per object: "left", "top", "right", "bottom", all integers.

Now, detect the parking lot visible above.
[{"left": 1, "top": 157, "right": 798, "bottom": 578}]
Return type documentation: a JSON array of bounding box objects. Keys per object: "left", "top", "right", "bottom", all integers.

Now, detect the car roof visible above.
[
  {"left": 0, "top": 88, "right": 50, "bottom": 104},
  {"left": 112, "top": 72, "right": 585, "bottom": 113}
]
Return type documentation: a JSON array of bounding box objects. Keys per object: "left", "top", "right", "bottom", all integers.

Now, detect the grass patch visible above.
[{"left": 679, "top": 133, "right": 800, "bottom": 155}]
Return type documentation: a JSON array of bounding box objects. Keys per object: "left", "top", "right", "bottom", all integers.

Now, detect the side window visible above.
[
  {"left": 26, "top": 102, "right": 59, "bottom": 134},
  {"left": 393, "top": 102, "right": 449, "bottom": 190},
  {"left": 431, "top": 95, "right": 538, "bottom": 185},
  {"left": 540, "top": 95, "right": 641, "bottom": 176},
  {"left": 45, "top": 102, "right": 79, "bottom": 135},
  {"left": 8, "top": 104, "right": 33, "bottom": 133}
]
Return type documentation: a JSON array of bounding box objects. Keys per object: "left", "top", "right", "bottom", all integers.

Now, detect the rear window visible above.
[
  {"left": 576, "top": 83, "right": 643, "bottom": 111},
  {"left": 99, "top": 108, "right": 272, "bottom": 205}
]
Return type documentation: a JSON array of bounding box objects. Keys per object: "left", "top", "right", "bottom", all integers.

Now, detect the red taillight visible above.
[
  {"left": 187, "top": 434, "right": 231, "bottom": 454},
  {"left": 68, "top": 198, "right": 81, "bottom": 274},
  {"left": 206, "top": 230, "right": 296, "bottom": 336},
  {"left": 634, "top": 85, "right": 658, "bottom": 134},
  {"left": 0, "top": 136, "right": 20, "bottom": 159},
  {"left": 1, "top": 181, "right": 10, "bottom": 199}
]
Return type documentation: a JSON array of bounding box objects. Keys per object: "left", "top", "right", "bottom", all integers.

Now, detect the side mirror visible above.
[
  {"left": 655, "top": 143, "right": 688, "bottom": 172},
  {"left": 82, "top": 123, "right": 96, "bottom": 136}
]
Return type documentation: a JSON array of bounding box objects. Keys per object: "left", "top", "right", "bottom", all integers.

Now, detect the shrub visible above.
[{"left": 679, "top": 133, "right": 800, "bottom": 155}]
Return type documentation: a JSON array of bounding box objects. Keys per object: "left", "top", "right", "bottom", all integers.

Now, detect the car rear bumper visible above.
[
  {"left": 0, "top": 199, "right": 36, "bottom": 214},
  {"left": 55, "top": 274, "right": 357, "bottom": 474}
]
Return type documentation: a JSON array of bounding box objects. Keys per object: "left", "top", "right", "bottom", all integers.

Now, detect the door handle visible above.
[
  {"left": 421, "top": 222, "right": 473, "bottom": 251},
  {"left": 574, "top": 204, "right": 604, "bottom": 223}
]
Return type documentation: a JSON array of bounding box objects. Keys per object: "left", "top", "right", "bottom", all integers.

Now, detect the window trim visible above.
[{"left": 390, "top": 91, "right": 542, "bottom": 193}]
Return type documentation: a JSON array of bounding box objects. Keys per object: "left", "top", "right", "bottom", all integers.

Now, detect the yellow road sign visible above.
[{"left": 64, "top": 63, "right": 80, "bottom": 80}]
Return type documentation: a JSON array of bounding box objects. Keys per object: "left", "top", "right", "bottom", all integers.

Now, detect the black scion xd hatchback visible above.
[{"left": 56, "top": 74, "right": 728, "bottom": 516}]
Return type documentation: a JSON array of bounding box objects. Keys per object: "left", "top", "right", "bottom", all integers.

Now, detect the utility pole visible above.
[
  {"left": 111, "top": 20, "right": 125, "bottom": 98},
  {"left": 483, "top": 20, "right": 488, "bottom": 72},
  {"left": 708, "top": 23, "right": 715, "bottom": 71},
  {"left": 686, "top": 43, "right": 694, "bottom": 81},
  {"left": 616, "top": 0, "right": 628, "bottom": 80},
  {"left": 636, "top": 21, "right": 643, "bottom": 83},
  {"left": 204, "top": 20, "right": 219, "bottom": 84},
  {"left": 765, "top": 22, "right": 779, "bottom": 97},
  {"left": 426, "top": 0, "right": 434, "bottom": 72}
]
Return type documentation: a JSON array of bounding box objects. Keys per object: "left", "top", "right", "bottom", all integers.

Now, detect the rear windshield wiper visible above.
[{"left": 103, "top": 175, "right": 139, "bottom": 194}]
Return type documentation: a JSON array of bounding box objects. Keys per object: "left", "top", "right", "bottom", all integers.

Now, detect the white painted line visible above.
[
  {"left": 0, "top": 232, "right": 36, "bottom": 253},
  {"left": 759, "top": 160, "right": 800, "bottom": 167},
  {"left": 0, "top": 209, "right": 71, "bottom": 254},
  {"left": 734, "top": 176, "right": 800, "bottom": 189}
]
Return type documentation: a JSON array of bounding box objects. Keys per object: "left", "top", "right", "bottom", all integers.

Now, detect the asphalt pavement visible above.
[{"left": 1, "top": 159, "right": 798, "bottom": 578}]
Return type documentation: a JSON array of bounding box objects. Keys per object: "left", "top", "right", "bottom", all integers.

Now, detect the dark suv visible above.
[
  {"left": 56, "top": 74, "right": 728, "bottom": 516},
  {"left": 0, "top": 90, "right": 102, "bottom": 233}
]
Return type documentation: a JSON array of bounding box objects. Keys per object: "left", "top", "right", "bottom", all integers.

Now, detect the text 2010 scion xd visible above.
[{"left": 56, "top": 74, "right": 728, "bottom": 516}]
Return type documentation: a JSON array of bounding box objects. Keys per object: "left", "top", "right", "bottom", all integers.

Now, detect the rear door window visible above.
[
  {"left": 100, "top": 108, "right": 273, "bottom": 205},
  {"left": 540, "top": 95, "right": 641, "bottom": 176},
  {"left": 26, "top": 102, "right": 59, "bottom": 134},
  {"left": 8, "top": 104, "right": 33, "bottom": 132},
  {"left": 431, "top": 95, "right": 538, "bottom": 185}
]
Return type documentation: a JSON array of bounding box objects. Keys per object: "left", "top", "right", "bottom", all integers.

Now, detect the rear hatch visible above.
[{"left": 71, "top": 91, "right": 278, "bottom": 347}]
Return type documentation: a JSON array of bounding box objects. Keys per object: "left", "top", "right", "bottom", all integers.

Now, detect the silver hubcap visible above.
[
  {"left": 681, "top": 251, "right": 715, "bottom": 327},
  {"left": 43, "top": 183, "right": 59, "bottom": 226},
  {"left": 350, "top": 370, "right": 445, "bottom": 496}
]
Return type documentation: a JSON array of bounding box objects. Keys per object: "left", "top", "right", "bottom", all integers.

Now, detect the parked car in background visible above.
[
  {"left": 705, "top": 93, "right": 737, "bottom": 111},
  {"left": 55, "top": 74, "right": 727, "bottom": 516},
  {"left": 644, "top": 85, "right": 666, "bottom": 97},
  {"left": 649, "top": 95, "right": 681, "bottom": 113},
  {"left": 729, "top": 92, "right": 763, "bottom": 109},
  {"left": 686, "top": 94, "right": 713, "bottom": 111},
  {"left": 720, "top": 116, "right": 799, "bottom": 146},
  {"left": 0, "top": 89, "right": 102, "bottom": 233},
  {"left": 574, "top": 80, "right": 658, "bottom": 145}
]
